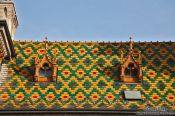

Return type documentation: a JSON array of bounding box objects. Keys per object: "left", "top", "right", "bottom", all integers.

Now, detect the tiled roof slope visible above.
[{"left": 0, "top": 41, "right": 175, "bottom": 111}]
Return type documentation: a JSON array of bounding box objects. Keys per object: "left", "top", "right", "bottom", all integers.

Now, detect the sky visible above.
[{"left": 14, "top": 0, "right": 175, "bottom": 42}]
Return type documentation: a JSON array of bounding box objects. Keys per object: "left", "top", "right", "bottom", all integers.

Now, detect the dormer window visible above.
[
  {"left": 34, "top": 37, "right": 57, "bottom": 82},
  {"left": 120, "top": 37, "right": 142, "bottom": 83}
]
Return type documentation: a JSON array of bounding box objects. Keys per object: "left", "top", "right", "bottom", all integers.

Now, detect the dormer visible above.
[
  {"left": 120, "top": 36, "right": 142, "bottom": 83},
  {"left": 34, "top": 37, "right": 57, "bottom": 82}
]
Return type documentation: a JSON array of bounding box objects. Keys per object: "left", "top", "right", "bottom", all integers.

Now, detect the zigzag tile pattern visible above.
[{"left": 0, "top": 41, "right": 174, "bottom": 110}]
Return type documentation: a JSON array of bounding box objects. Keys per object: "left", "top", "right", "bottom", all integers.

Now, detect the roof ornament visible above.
[
  {"left": 44, "top": 37, "right": 48, "bottom": 51},
  {"left": 43, "top": 36, "right": 50, "bottom": 59},
  {"left": 129, "top": 36, "right": 133, "bottom": 54}
]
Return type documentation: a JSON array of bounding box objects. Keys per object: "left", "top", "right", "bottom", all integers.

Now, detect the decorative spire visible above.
[
  {"left": 129, "top": 36, "right": 133, "bottom": 52},
  {"left": 43, "top": 37, "right": 50, "bottom": 60},
  {"left": 44, "top": 37, "right": 48, "bottom": 50}
]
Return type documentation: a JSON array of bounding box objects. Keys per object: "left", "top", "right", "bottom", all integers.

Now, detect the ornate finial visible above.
[
  {"left": 45, "top": 36, "right": 48, "bottom": 41},
  {"left": 129, "top": 36, "right": 133, "bottom": 51},
  {"left": 44, "top": 37, "right": 48, "bottom": 50}
]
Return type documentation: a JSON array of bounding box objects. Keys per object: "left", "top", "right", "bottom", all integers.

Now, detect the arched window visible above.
[
  {"left": 4, "top": 7, "right": 7, "bottom": 18},
  {"left": 39, "top": 63, "right": 53, "bottom": 78},
  {"left": 124, "top": 63, "right": 138, "bottom": 78}
]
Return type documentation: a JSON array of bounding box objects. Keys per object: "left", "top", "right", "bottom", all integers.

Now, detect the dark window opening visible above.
[
  {"left": 124, "top": 63, "right": 138, "bottom": 78},
  {"left": 4, "top": 7, "right": 7, "bottom": 18},
  {"left": 39, "top": 63, "right": 53, "bottom": 78}
]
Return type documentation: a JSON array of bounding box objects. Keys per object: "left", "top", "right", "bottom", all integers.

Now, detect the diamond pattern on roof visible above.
[{"left": 0, "top": 41, "right": 174, "bottom": 111}]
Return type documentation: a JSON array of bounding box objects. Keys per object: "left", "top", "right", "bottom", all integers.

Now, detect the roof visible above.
[{"left": 0, "top": 41, "right": 174, "bottom": 111}]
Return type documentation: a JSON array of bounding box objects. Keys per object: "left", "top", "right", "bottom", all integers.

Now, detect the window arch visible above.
[
  {"left": 124, "top": 63, "right": 138, "bottom": 78},
  {"left": 39, "top": 63, "right": 53, "bottom": 78},
  {"left": 4, "top": 7, "right": 7, "bottom": 18},
  {"left": 120, "top": 58, "right": 142, "bottom": 83}
]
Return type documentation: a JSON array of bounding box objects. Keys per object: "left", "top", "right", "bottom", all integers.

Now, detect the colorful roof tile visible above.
[{"left": 0, "top": 41, "right": 175, "bottom": 111}]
